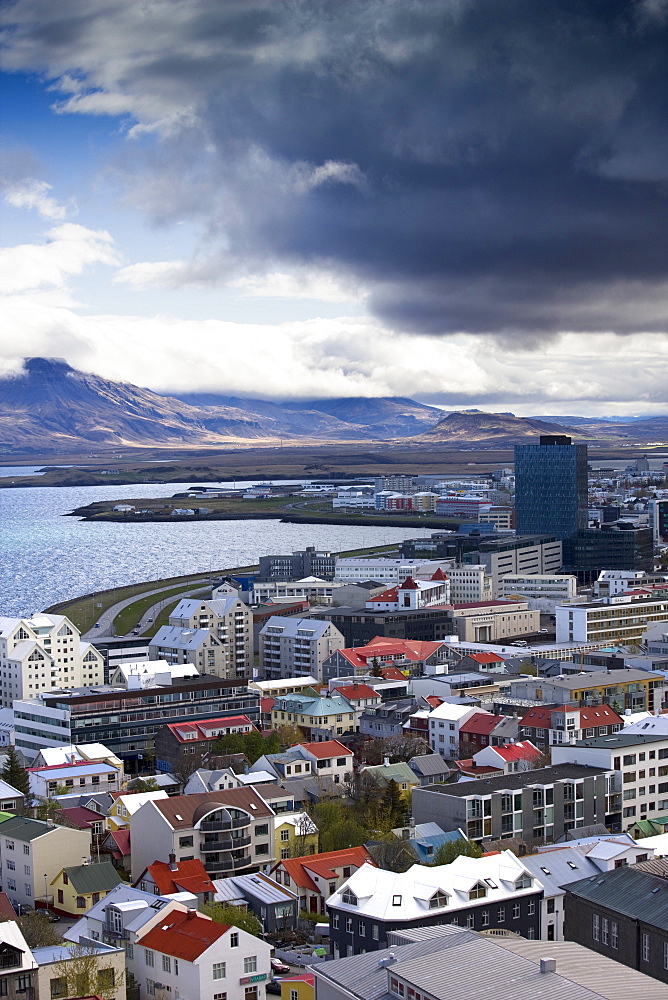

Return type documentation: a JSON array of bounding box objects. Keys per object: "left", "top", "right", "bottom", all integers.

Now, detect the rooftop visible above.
[
  {"left": 565, "top": 865, "right": 668, "bottom": 929},
  {"left": 418, "top": 764, "right": 610, "bottom": 797},
  {"left": 138, "top": 908, "right": 227, "bottom": 961}
]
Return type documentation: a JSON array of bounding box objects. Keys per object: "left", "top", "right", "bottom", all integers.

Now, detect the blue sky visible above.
[{"left": 1, "top": 0, "right": 667, "bottom": 415}]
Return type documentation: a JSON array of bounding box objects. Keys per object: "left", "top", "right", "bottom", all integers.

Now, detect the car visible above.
[
  {"left": 266, "top": 982, "right": 282, "bottom": 996},
  {"left": 93, "top": 623, "right": 100, "bottom": 628},
  {"left": 45, "top": 911, "right": 60, "bottom": 922},
  {"left": 131, "top": 629, "right": 140, "bottom": 635},
  {"left": 271, "top": 958, "right": 291, "bottom": 974}
]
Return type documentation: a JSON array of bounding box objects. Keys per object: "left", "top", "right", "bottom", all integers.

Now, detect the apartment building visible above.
[
  {"left": 130, "top": 786, "right": 276, "bottom": 882},
  {"left": 551, "top": 731, "right": 668, "bottom": 831},
  {"left": 258, "top": 547, "right": 336, "bottom": 581},
  {"left": 445, "top": 565, "right": 493, "bottom": 603},
  {"left": 508, "top": 669, "right": 668, "bottom": 715},
  {"left": 168, "top": 597, "right": 253, "bottom": 679},
  {"left": 428, "top": 703, "right": 492, "bottom": 757},
  {"left": 323, "top": 637, "right": 446, "bottom": 681},
  {"left": 13, "top": 674, "right": 260, "bottom": 766},
  {"left": 154, "top": 713, "right": 257, "bottom": 775},
  {"left": 327, "top": 850, "right": 542, "bottom": 956},
  {"left": 412, "top": 764, "right": 614, "bottom": 844},
  {"left": 249, "top": 578, "right": 344, "bottom": 604},
  {"left": 0, "top": 614, "right": 103, "bottom": 708},
  {"left": 519, "top": 704, "right": 624, "bottom": 749},
  {"left": 0, "top": 815, "right": 91, "bottom": 914},
  {"left": 270, "top": 691, "right": 357, "bottom": 741},
  {"left": 259, "top": 616, "right": 345, "bottom": 681},
  {"left": 148, "top": 625, "right": 229, "bottom": 677},
  {"left": 556, "top": 594, "right": 668, "bottom": 645}
]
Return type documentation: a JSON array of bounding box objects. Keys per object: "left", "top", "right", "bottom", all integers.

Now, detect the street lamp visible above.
[{"left": 43, "top": 874, "right": 48, "bottom": 914}]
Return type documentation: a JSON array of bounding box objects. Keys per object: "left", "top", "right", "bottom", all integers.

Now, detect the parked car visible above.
[
  {"left": 271, "top": 958, "right": 291, "bottom": 974},
  {"left": 266, "top": 982, "right": 281, "bottom": 996}
]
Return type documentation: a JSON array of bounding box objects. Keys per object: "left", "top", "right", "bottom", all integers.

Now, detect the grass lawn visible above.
[{"left": 113, "top": 583, "right": 210, "bottom": 635}]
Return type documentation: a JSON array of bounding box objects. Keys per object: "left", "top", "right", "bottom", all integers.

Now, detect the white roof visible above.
[
  {"left": 0, "top": 921, "right": 36, "bottom": 972},
  {"left": 149, "top": 625, "right": 211, "bottom": 649},
  {"left": 115, "top": 790, "right": 168, "bottom": 814},
  {"left": 624, "top": 714, "right": 668, "bottom": 736},
  {"left": 428, "top": 703, "right": 484, "bottom": 722},
  {"left": 37, "top": 743, "right": 117, "bottom": 766},
  {"left": 327, "top": 850, "right": 541, "bottom": 921},
  {"left": 259, "top": 616, "right": 333, "bottom": 639},
  {"left": 237, "top": 770, "right": 275, "bottom": 785},
  {"left": 634, "top": 831, "right": 668, "bottom": 856},
  {"left": 252, "top": 677, "right": 318, "bottom": 691}
]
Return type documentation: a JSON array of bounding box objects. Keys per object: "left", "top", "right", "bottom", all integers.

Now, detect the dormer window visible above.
[
  {"left": 468, "top": 882, "right": 487, "bottom": 900},
  {"left": 515, "top": 873, "right": 532, "bottom": 890},
  {"left": 392, "top": 895, "right": 402, "bottom": 906},
  {"left": 342, "top": 889, "right": 357, "bottom": 906},
  {"left": 428, "top": 890, "right": 449, "bottom": 909}
]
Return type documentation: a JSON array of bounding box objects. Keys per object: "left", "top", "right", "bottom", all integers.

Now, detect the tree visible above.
[
  {"left": 10, "top": 912, "right": 63, "bottom": 949},
  {"left": 200, "top": 901, "right": 262, "bottom": 936},
  {"left": 381, "top": 780, "right": 406, "bottom": 829},
  {"left": 367, "top": 833, "right": 418, "bottom": 873},
  {"left": 1, "top": 746, "right": 29, "bottom": 797},
  {"left": 127, "top": 777, "right": 160, "bottom": 793},
  {"left": 51, "top": 943, "right": 123, "bottom": 1000},
  {"left": 430, "top": 838, "right": 483, "bottom": 867},
  {"left": 370, "top": 657, "right": 383, "bottom": 677}
]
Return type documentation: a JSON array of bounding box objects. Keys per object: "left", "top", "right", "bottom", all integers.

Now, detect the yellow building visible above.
[
  {"left": 51, "top": 861, "right": 124, "bottom": 917},
  {"left": 280, "top": 973, "right": 315, "bottom": 1000},
  {"left": 275, "top": 812, "right": 318, "bottom": 861},
  {"left": 106, "top": 789, "right": 169, "bottom": 832}
]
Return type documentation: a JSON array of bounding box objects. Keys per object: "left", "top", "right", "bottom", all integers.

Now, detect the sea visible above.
[{"left": 0, "top": 478, "right": 434, "bottom": 617}]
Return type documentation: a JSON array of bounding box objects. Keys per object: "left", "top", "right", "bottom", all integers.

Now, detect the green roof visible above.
[
  {"left": 62, "top": 862, "right": 124, "bottom": 895},
  {"left": 0, "top": 811, "right": 16, "bottom": 824},
  {"left": 0, "top": 815, "right": 60, "bottom": 841},
  {"left": 362, "top": 761, "right": 417, "bottom": 784}
]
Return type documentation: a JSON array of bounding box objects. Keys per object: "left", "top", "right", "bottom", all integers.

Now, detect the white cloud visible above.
[
  {"left": 0, "top": 223, "right": 120, "bottom": 294},
  {"left": 4, "top": 178, "right": 69, "bottom": 220}
]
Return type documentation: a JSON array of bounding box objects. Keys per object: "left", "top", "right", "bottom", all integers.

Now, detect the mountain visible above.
[{"left": 414, "top": 409, "right": 584, "bottom": 445}]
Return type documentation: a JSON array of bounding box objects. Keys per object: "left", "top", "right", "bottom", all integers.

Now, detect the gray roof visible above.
[
  {"left": 570, "top": 733, "right": 668, "bottom": 749},
  {"left": 231, "top": 872, "right": 297, "bottom": 904},
  {"left": 543, "top": 668, "right": 662, "bottom": 688},
  {"left": 522, "top": 847, "right": 605, "bottom": 897},
  {"left": 564, "top": 866, "right": 668, "bottom": 929},
  {"left": 418, "top": 764, "right": 609, "bottom": 797},
  {"left": 408, "top": 754, "right": 449, "bottom": 777}
]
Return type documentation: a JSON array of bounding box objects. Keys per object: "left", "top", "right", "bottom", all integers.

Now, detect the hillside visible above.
[{"left": 414, "top": 409, "right": 583, "bottom": 445}]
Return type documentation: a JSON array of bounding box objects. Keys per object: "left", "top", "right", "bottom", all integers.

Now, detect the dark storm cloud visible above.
[{"left": 4, "top": 0, "right": 668, "bottom": 337}]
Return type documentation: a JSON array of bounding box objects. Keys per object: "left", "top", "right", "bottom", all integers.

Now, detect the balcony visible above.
[
  {"left": 205, "top": 854, "right": 252, "bottom": 873},
  {"left": 200, "top": 816, "right": 249, "bottom": 832},
  {"left": 202, "top": 834, "right": 251, "bottom": 852}
]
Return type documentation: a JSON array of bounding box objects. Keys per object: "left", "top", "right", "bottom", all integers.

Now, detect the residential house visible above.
[
  {"left": 53, "top": 805, "right": 107, "bottom": 858},
  {"left": 331, "top": 683, "right": 382, "bottom": 714},
  {"left": 407, "top": 754, "right": 450, "bottom": 786},
  {"left": 0, "top": 780, "right": 25, "bottom": 814},
  {"left": 359, "top": 760, "right": 419, "bottom": 793},
  {"left": 129, "top": 786, "right": 276, "bottom": 882},
  {"left": 412, "top": 763, "right": 615, "bottom": 846},
  {"left": 169, "top": 596, "right": 254, "bottom": 679},
  {"left": 326, "top": 850, "right": 542, "bottom": 956},
  {"left": 62, "top": 882, "right": 193, "bottom": 948},
  {"left": 183, "top": 768, "right": 245, "bottom": 795},
  {"left": 28, "top": 757, "right": 122, "bottom": 799},
  {"left": 296, "top": 740, "right": 355, "bottom": 786},
  {"left": 0, "top": 815, "right": 91, "bottom": 914},
  {"left": 107, "top": 790, "right": 169, "bottom": 832},
  {"left": 275, "top": 813, "right": 319, "bottom": 861},
  {"left": 101, "top": 828, "right": 132, "bottom": 875},
  {"left": 213, "top": 872, "right": 298, "bottom": 935},
  {"left": 270, "top": 692, "right": 357, "bottom": 741},
  {"left": 360, "top": 700, "right": 417, "bottom": 740},
  {"left": 271, "top": 846, "right": 376, "bottom": 916},
  {"left": 458, "top": 713, "right": 508, "bottom": 753},
  {"left": 34, "top": 939, "right": 125, "bottom": 1000},
  {"left": 563, "top": 865, "right": 668, "bottom": 984},
  {"left": 249, "top": 750, "right": 315, "bottom": 784},
  {"left": 0, "top": 921, "right": 37, "bottom": 1000},
  {"left": 428, "top": 704, "right": 491, "bottom": 758},
  {"left": 279, "top": 973, "right": 314, "bottom": 1000},
  {"left": 32, "top": 741, "right": 123, "bottom": 771},
  {"left": 51, "top": 860, "right": 124, "bottom": 917},
  {"left": 519, "top": 704, "right": 624, "bottom": 749},
  {"left": 259, "top": 616, "right": 345, "bottom": 681},
  {"left": 472, "top": 741, "right": 542, "bottom": 774},
  {"left": 133, "top": 856, "right": 215, "bottom": 905},
  {"left": 551, "top": 731, "right": 668, "bottom": 832},
  {"left": 391, "top": 822, "right": 467, "bottom": 865},
  {"left": 322, "top": 637, "right": 446, "bottom": 683},
  {"left": 154, "top": 714, "right": 257, "bottom": 776}
]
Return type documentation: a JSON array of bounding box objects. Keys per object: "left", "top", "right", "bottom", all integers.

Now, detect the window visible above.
[
  {"left": 162, "top": 955, "right": 171, "bottom": 973},
  {"left": 332, "top": 914, "right": 339, "bottom": 929},
  {"left": 342, "top": 889, "right": 358, "bottom": 906},
  {"left": 255, "top": 824, "right": 268, "bottom": 836},
  {"left": 345, "top": 917, "right": 353, "bottom": 933},
  {"left": 466, "top": 913, "right": 474, "bottom": 928},
  {"left": 5, "top": 841, "right": 13, "bottom": 851},
  {"left": 547, "top": 898, "right": 555, "bottom": 914},
  {"left": 664, "top": 940, "right": 668, "bottom": 971},
  {"left": 98, "top": 969, "right": 115, "bottom": 991},
  {"left": 50, "top": 977, "right": 67, "bottom": 998},
  {"left": 22, "top": 845, "right": 29, "bottom": 856},
  {"left": 291, "top": 991, "right": 299, "bottom": 1000},
  {"left": 214, "top": 995, "right": 227, "bottom": 1000},
  {"left": 528, "top": 900, "right": 535, "bottom": 915},
  {"left": 429, "top": 891, "right": 449, "bottom": 909},
  {"left": 57, "top": 890, "right": 64, "bottom": 904},
  {"left": 280, "top": 829, "right": 290, "bottom": 842},
  {"left": 23, "top": 865, "right": 30, "bottom": 876},
  {"left": 481, "top": 910, "right": 489, "bottom": 927},
  {"left": 611, "top": 922, "right": 618, "bottom": 950},
  {"left": 179, "top": 836, "right": 193, "bottom": 848},
  {"left": 512, "top": 903, "right": 520, "bottom": 919},
  {"left": 255, "top": 844, "right": 269, "bottom": 855},
  {"left": 601, "top": 918, "right": 608, "bottom": 945},
  {"left": 642, "top": 933, "right": 650, "bottom": 963},
  {"left": 76, "top": 896, "right": 86, "bottom": 908},
  {"left": 372, "top": 924, "right": 379, "bottom": 940},
  {"left": 230, "top": 933, "right": 239, "bottom": 948},
  {"left": 126, "top": 943, "right": 134, "bottom": 960},
  {"left": 392, "top": 895, "right": 402, "bottom": 906},
  {"left": 497, "top": 906, "right": 505, "bottom": 922},
  {"left": 243, "top": 956, "right": 257, "bottom": 974},
  {"left": 468, "top": 883, "right": 486, "bottom": 900},
  {"left": 5, "top": 861, "right": 14, "bottom": 871},
  {"left": 15, "top": 977, "right": 31, "bottom": 994},
  {"left": 592, "top": 914, "right": 599, "bottom": 941},
  {"left": 358, "top": 921, "right": 365, "bottom": 935},
  {"left": 213, "top": 962, "right": 226, "bottom": 980},
  {"left": 515, "top": 873, "right": 532, "bottom": 890},
  {"left": 145, "top": 949, "right": 155, "bottom": 967}
]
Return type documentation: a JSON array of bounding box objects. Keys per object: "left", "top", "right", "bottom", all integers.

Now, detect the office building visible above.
[
  {"left": 258, "top": 547, "right": 336, "bottom": 581},
  {"left": 563, "top": 525, "right": 654, "bottom": 580},
  {"left": 556, "top": 594, "right": 668, "bottom": 645},
  {"left": 515, "top": 436, "right": 588, "bottom": 540}
]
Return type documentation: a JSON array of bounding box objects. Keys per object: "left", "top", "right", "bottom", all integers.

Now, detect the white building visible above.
[
  {"left": 148, "top": 625, "right": 228, "bottom": 677},
  {"left": 0, "top": 614, "right": 104, "bottom": 708},
  {"left": 108, "top": 659, "right": 199, "bottom": 687},
  {"left": 593, "top": 570, "right": 650, "bottom": 597},
  {"left": 259, "top": 616, "right": 345, "bottom": 681},
  {"left": 428, "top": 704, "right": 490, "bottom": 757},
  {"left": 28, "top": 757, "right": 122, "bottom": 800},
  {"left": 555, "top": 593, "right": 668, "bottom": 644},
  {"left": 334, "top": 558, "right": 450, "bottom": 585},
  {"left": 444, "top": 566, "right": 493, "bottom": 603},
  {"left": 499, "top": 574, "right": 578, "bottom": 611},
  {"left": 364, "top": 575, "right": 450, "bottom": 612},
  {"left": 167, "top": 597, "right": 253, "bottom": 679},
  {"left": 250, "top": 577, "right": 344, "bottom": 605}
]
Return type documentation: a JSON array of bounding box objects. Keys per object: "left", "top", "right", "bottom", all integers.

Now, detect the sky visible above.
[{"left": 1, "top": 0, "right": 667, "bottom": 417}]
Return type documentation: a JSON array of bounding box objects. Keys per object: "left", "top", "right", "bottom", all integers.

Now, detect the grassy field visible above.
[{"left": 112, "top": 583, "right": 210, "bottom": 635}]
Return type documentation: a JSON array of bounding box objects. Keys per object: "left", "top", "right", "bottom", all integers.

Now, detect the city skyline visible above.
[{"left": 1, "top": 1, "right": 667, "bottom": 416}]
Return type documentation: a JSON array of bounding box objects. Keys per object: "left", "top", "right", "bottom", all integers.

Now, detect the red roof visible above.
[
  {"left": 368, "top": 586, "right": 399, "bottom": 604},
  {"left": 0, "top": 892, "right": 16, "bottom": 920},
  {"left": 138, "top": 909, "right": 227, "bottom": 961},
  {"left": 335, "top": 636, "right": 442, "bottom": 669},
  {"left": 520, "top": 704, "right": 623, "bottom": 728},
  {"left": 399, "top": 577, "right": 419, "bottom": 590},
  {"left": 334, "top": 684, "right": 380, "bottom": 702},
  {"left": 275, "top": 847, "right": 375, "bottom": 893},
  {"left": 381, "top": 666, "right": 408, "bottom": 680},
  {"left": 261, "top": 697, "right": 275, "bottom": 713},
  {"left": 167, "top": 715, "right": 256, "bottom": 743},
  {"left": 106, "top": 829, "right": 131, "bottom": 856},
  {"left": 459, "top": 713, "right": 504, "bottom": 736},
  {"left": 140, "top": 858, "right": 215, "bottom": 896},
  {"left": 299, "top": 740, "right": 353, "bottom": 759},
  {"left": 425, "top": 695, "right": 443, "bottom": 709},
  {"left": 54, "top": 806, "right": 105, "bottom": 830},
  {"left": 454, "top": 760, "right": 503, "bottom": 776},
  {"left": 489, "top": 741, "right": 541, "bottom": 762},
  {"left": 430, "top": 568, "right": 448, "bottom": 581},
  {"left": 466, "top": 652, "right": 504, "bottom": 664}
]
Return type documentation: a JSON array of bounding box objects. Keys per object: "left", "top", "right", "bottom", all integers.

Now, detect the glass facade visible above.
[{"left": 515, "top": 436, "right": 588, "bottom": 540}]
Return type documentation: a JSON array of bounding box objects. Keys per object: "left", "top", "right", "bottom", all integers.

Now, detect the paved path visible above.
[{"left": 81, "top": 579, "right": 212, "bottom": 640}]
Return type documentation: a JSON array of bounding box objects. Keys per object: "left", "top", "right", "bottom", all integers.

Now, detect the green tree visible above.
[
  {"left": 51, "top": 943, "right": 123, "bottom": 1000},
  {"left": 127, "top": 777, "right": 160, "bottom": 793},
  {"left": 430, "top": 838, "right": 483, "bottom": 867},
  {"left": 200, "top": 902, "right": 262, "bottom": 936},
  {"left": 370, "top": 657, "right": 383, "bottom": 677},
  {"left": 309, "top": 800, "right": 368, "bottom": 853},
  {"left": 1, "top": 746, "right": 29, "bottom": 797},
  {"left": 381, "top": 780, "right": 406, "bottom": 829}
]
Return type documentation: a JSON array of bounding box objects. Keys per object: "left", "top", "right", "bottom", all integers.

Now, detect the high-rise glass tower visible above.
[{"left": 515, "top": 435, "right": 588, "bottom": 540}]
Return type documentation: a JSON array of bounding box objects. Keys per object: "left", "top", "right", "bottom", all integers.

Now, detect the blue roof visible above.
[{"left": 409, "top": 827, "right": 466, "bottom": 864}]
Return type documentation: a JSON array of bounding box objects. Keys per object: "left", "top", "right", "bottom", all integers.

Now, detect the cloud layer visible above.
[{"left": 3, "top": 0, "right": 668, "bottom": 343}]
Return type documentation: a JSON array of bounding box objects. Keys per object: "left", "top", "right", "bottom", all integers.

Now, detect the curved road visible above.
[{"left": 81, "top": 579, "right": 212, "bottom": 641}]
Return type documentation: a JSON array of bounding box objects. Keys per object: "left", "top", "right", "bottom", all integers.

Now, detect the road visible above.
[{"left": 81, "top": 580, "right": 211, "bottom": 640}]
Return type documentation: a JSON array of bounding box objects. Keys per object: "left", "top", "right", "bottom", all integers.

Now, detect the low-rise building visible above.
[
  {"left": 499, "top": 574, "right": 578, "bottom": 609},
  {"left": 34, "top": 939, "right": 125, "bottom": 1000},
  {"left": 270, "top": 692, "right": 357, "bottom": 741},
  {"left": 51, "top": 860, "right": 124, "bottom": 917},
  {"left": 407, "top": 754, "right": 450, "bottom": 786},
  {"left": 271, "top": 846, "right": 375, "bottom": 917},
  {"left": 323, "top": 636, "right": 446, "bottom": 681},
  {"left": 0, "top": 815, "right": 92, "bottom": 914},
  {"left": 360, "top": 699, "right": 417, "bottom": 740},
  {"left": 428, "top": 703, "right": 491, "bottom": 757},
  {"left": 360, "top": 760, "right": 419, "bottom": 793},
  {"left": 107, "top": 789, "right": 169, "bottom": 832},
  {"left": 275, "top": 812, "right": 319, "bottom": 860},
  {"left": 213, "top": 871, "right": 298, "bottom": 934},
  {"left": 450, "top": 599, "right": 540, "bottom": 643},
  {"left": 519, "top": 704, "right": 624, "bottom": 749},
  {"left": 364, "top": 575, "right": 450, "bottom": 613},
  {"left": 508, "top": 668, "right": 668, "bottom": 715},
  {"left": 133, "top": 855, "right": 215, "bottom": 905},
  {"left": 0, "top": 921, "right": 37, "bottom": 1000},
  {"left": 28, "top": 756, "right": 122, "bottom": 799},
  {"left": 326, "top": 849, "right": 542, "bottom": 955},
  {"left": 154, "top": 713, "right": 257, "bottom": 776},
  {"left": 556, "top": 594, "right": 668, "bottom": 645}
]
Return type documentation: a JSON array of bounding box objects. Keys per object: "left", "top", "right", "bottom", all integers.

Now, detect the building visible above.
[
  {"left": 271, "top": 846, "right": 375, "bottom": 916},
  {"left": 651, "top": 498, "right": 668, "bottom": 544},
  {"left": 509, "top": 668, "right": 668, "bottom": 715},
  {"left": 464, "top": 535, "right": 564, "bottom": 596},
  {"left": 50, "top": 860, "right": 124, "bottom": 917},
  {"left": 34, "top": 939, "right": 125, "bottom": 1000},
  {"left": 214, "top": 871, "right": 298, "bottom": 934},
  {"left": 0, "top": 780, "right": 25, "bottom": 814},
  {"left": 449, "top": 599, "right": 540, "bottom": 643},
  {"left": 274, "top": 812, "right": 319, "bottom": 860},
  {"left": 334, "top": 558, "right": 449, "bottom": 586},
  {"left": 0, "top": 613, "right": 104, "bottom": 708},
  {"left": 364, "top": 575, "right": 450, "bottom": 613},
  {"left": 0, "top": 921, "right": 37, "bottom": 1000},
  {"left": 258, "top": 547, "right": 336, "bottom": 581},
  {"left": 327, "top": 850, "right": 542, "bottom": 956},
  {"left": 471, "top": 741, "right": 542, "bottom": 774},
  {"left": 499, "top": 574, "right": 578, "bottom": 609},
  {"left": 551, "top": 731, "right": 668, "bottom": 831},
  {"left": 556, "top": 594, "right": 668, "bottom": 645},
  {"left": 270, "top": 691, "right": 357, "bottom": 741},
  {"left": 428, "top": 704, "right": 491, "bottom": 757},
  {"left": 319, "top": 605, "right": 459, "bottom": 648},
  {"left": 359, "top": 760, "right": 420, "bottom": 793},
  {"left": 563, "top": 525, "right": 654, "bottom": 579},
  {"left": 259, "top": 616, "right": 345, "bottom": 681},
  {"left": 148, "top": 624, "right": 230, "bottom": 677},
  {"left": 129, "top": 785, "right": 276, "bottom": 882},
  {"left": 563, "top": 865, "right": 668, "bottom": 985},
  {"left": 312, "top": 922, "right": 668, "bottom": 1000},
  {"left": 519, "top": 704, "right": 624, "bottom": 749},
  {"left": 168, "top": 597, "right": 253, "bottom": 679},
  {"left": 445, "top": 565, "right": 494, "bottom": 603},
  {"left": 0, "top": 815, "right": 91, "bottom": 914},
  {"left": 323, "top": 637, "right": 446, "bottom": 682},
  {"left": 133, "top": 855, "right": 215, "bottom": 905},
  {"left": 407, "top": 754, "right": 450, "bottom": 786},
  {"left": 13, "top": 674, "right": 260, "bottom": 769},
  {"left": 154, "top": 713, "right": 257, "bottom": 776},
  {"left": 250, "top": 577, "right": 344, "bottom": 605},
  {"left": 360, "top": 699, "right": 418, "bottom": 740},
  {"left": 108, "top": 659, "right": 199, "bottom": 688},
  {"left": 27, "top": 756, "right": 123, "bottom": 800},
  {"left": 515, "top": 435, "right": 588, "bottom": 540},
  {"left": 412, "top": 764, "right": 614, "bottom": 845}
]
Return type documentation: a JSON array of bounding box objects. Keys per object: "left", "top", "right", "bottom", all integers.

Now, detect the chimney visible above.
[
  {"left": 383, "top": 756, "right": 390, "bottom": 767},
  {"left": 168, "top": 852, "right": 178, "bottom": 871},
  {"left": 186, "top": 908, "right": 197, "bottom": 919},
  {"left": 540, "top": 958, "right": 556, "bottom": 974}
]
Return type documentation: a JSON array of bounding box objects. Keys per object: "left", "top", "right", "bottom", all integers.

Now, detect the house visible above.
[
  {"left": 62, "top": 882, "right": 194, "bottom": 948},
  {"left": 407, "top": 754, "right": 450, "bottom": 786},
  {"left": 519, "top": 704, "right": 624, "bottom": 749},
  {"left": 101, "top": 828, "right": 132, "bottom": 875},
  {"left": 297, "top": 740, "right": 354, "bottom": 785},
  {"left": 322, "top": 637, "right": 446, "bottom": 682},
  {"left": 275, "top": 812, "right": 319, "bottom": 860},
  {"left": 458, "top": 712, "right": 507, "bottom": 752},
  {"left": 133, "top": 855, "right": 215, "bottom": 905},
  {"left": 427, "top": 703, "right": 491, "bottom": 757},
  {"left": 359, "top": 760, "right": 419, "bottom": 793},
  {"left": 183, "top": 767, "right": 244, "bottom": 795},
  {"left": 0, "top": 920, "right": 37, "bottom": 999},
  {"left": 249, "top": 750, "right": 316, "bottom": 783},
  {"left": 271, "top": 846, "right": 376, "bottom": 916},
  {"left": 51, "top": 861, "right": 124, "bottom": 917},
  {"left": 129, "top": 786, "right": 276, "bottom": 882},
  {"left": 154, "top": 714, "right": 257, "bottom": 777},
  {"left": 270, "top": 692, "right": 357, "bottom": 741},
  {"left": 28, "top": 757, "right": 122, "bottom": 799},
  {"left": 563, "top": 865, "right": 668, "bottom": 984},
  {"left": 332, "top": 683, "right": 382, "bottom": 712},
  {"left": 0, "top": 779, "right": 25, "bottom": 814},
  {"left": 33, "top": 939, "right": 125, "bottom": 1000},
  {"left": 391, "top": 822, "right": 468, "bottom": 865},
  {"left": 53, "top": 805, "right": 107, "bottom": 857},
  {"left": 280, "top": 972, "right": 314, "bottom": 1000},
  {"left": 133, "top": 907, "right": 273, "bottom": 1000},
  {"left": 213, "top": 872, "right": 298, "bottom": 935},
  {"left": 472, "top": 741, "right": 542, "bottom": 774},
  {"left": 0, "top": 815, "right": 91, "bottom": 915},
  {"left": 360, "top": 699, "right": 417, "bottom": 739},
  {"left": 107, "top": 790, "right": 169, "bottom": 832},
  {"left": 326, "top": 850, "right": 542, "bottom": 955}
]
